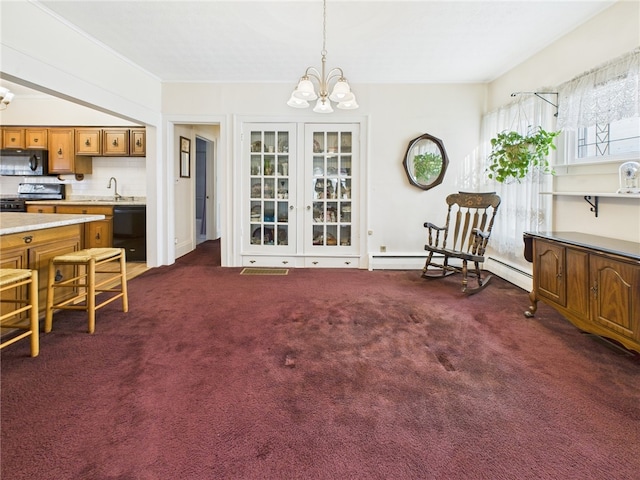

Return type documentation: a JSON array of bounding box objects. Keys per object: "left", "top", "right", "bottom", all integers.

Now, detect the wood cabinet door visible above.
[
  {"left": 565, "top": 248, "right": 590, "bottom": 318},
  {"left": 103, "top": 129, "right": 130, "bottom": 156},
  {"left": 76, "top": 129, "right": 102, "bottom": 155},
  {"left": 590, "top": 255, "right": 640, "bottom": 341},
  {"left": 48, "top": 128, "right": 75, "bottom": 173},
  {"left": 0, "top": 246, "right": 29, "bottom": 322},
  {"left": 26, "top": 129, "right": 48, "bottom": 149},
  {"left": 535, "top": 239, "right": 566, "bottom": 306},
  {"left": 85, "top": 219, "right": 113, "bottom": 248},
  {"left": 28, "top": 235, "right": 82, "bottom": 318},
  {"left": 130, "top": 129, "right": 146, "bottom": 156},
  {"left": 2, "top": 128, "right": 25, "bottom": 148}
]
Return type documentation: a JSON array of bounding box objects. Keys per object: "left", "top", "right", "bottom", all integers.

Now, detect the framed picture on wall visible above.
[{"left": 180, "top": 136, "right": 191, "bottom": 178}]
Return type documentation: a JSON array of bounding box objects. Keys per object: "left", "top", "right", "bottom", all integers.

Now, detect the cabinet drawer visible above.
[
  {"left": 304, "top": 257, "right": 358, "bottom": 268},
  {"left": 242, "top": 256, "right": 299, "bottom": 268},
  {"left": 0, "top": 224, "right": 81, "bottom": 250},
  {"left": 26, "top": 204, "right": 56, "bottom": 214},
  {"left": 56, "top": 205, "right": 113, "bottom": 216}
]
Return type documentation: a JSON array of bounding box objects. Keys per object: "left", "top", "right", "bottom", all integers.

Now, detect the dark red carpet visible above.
[{"left": 2, "top": 241, "right": 639, "bottom": 479}]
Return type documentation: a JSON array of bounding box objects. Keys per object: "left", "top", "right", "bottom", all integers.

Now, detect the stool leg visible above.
[
  {"left": 45, "top": 259, "right": 56, "bottom": 333},
  {"left": 88, "top": 258, "right": 96, "bottom": 334},
  {"left": 120, "top": 250, "right": 129, "bottom": 313},
  {"left": 29, "top": 270, "right": 39, "bottom": 357}
]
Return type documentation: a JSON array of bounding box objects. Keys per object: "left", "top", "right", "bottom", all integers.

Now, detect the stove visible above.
[{"left": 0, "top": 183, "right": 66, "bottom": 212}]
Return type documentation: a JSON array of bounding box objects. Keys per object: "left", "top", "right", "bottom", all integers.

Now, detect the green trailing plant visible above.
[
  {"left": 487, "top": 127, "right": 560, "bottom": 183},
  {"left": 413, "top": 152, "right": 443, "bottom": 183}
]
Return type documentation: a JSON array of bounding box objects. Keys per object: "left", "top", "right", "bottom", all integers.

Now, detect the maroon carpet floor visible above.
[{"left": 2, "top": 243, "right": 639, "bottom": 479}]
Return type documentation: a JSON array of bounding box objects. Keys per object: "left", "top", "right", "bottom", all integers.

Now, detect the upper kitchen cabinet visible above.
[
  {"left": 1, "top": 127, "right": 25, "bottom": 148},
  {"left": 25, "top": 129, "right": 47, "bottom": 149},
  {"left": 129, "top": 128, "right": 146, "bottom": 156},
  {"left": 75, "top": 128, "right": 102, "bottom": 156},
  {"left": 2, "top": 127, "right": 47, "bottom": 149},
  {"left": 103, "top": 129, "right": 130, "bottom": 156},
  {"left": 48, "top": 128, "right": 92, "bottom": 175}
]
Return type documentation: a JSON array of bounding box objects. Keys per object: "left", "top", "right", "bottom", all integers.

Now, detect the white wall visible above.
[{"left": 486, "top": 0, "right": 640, "bottom": 244}]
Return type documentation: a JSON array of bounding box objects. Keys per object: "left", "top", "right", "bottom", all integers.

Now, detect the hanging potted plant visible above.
[{"left": 487, "top": 127, "right": 560, "bottom": 183}]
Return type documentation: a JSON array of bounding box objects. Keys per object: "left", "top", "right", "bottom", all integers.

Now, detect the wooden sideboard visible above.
[{"left": 523, "top": 232, "right": 640, "bottom": 353}]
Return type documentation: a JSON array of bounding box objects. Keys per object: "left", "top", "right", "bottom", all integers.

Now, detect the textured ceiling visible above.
[{"left": 30, "top": 0, "right": 616, "bottom": 85}]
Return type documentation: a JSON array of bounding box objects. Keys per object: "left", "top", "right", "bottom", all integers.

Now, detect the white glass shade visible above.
[
  {"left": 328, "top": 80, "right": 352, "bottom": 102},
  {"left": 292, "top": 78, "right": 318, "bottom": 100},
  {"left": 337, "top": 97, "right": 359, "bottom": 110},
  {"left": 287, "top": 93, "right": 309, "bottom": 108},
  {"left": 2, "top": 92, "right": 14, "bottom": 105},
  {"left": 313, "top": 98, "right": 334, "bottom": 113}
]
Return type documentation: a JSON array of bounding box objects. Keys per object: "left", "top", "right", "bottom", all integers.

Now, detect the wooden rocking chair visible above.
[{"left": 422, "top": 192, "right": 501, "bottom": 295}]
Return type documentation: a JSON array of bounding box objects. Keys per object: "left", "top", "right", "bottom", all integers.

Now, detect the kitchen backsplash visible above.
[{"left": 0, "top": 157, "right": 146, "bottom": 198}]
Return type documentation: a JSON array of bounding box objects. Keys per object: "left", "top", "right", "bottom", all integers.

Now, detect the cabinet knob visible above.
[
  {"left": 306, "top": 206, "right": 311, "bottom": 211},
  {"left": 289, "top": 205, "right": 294, "bottom": 210},
  {"left": 96, "top": 232, "right": 101, "bottom": 240},
  {"left": 112, "top": 138, "right": 119, "bottom": 147},
  {"left": 85, "top": 138, "right": 91, "bottom": 146},
  {"left": 23, "top": 235, "right": 33, "bottom": 244},
  {"left": 591, "top": 282, "right": 598, "bottom": 297},
  {"left": 136, "top": 138, "right": 142, "bottom": 147},
  {"left": 58, "top": 148, "right": 63, "bottom": 155},
  {"left": 34, "top": 138, "right": 39, "bottom": 143}
]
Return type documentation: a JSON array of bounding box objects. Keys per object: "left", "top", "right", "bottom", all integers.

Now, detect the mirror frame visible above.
[{"left": 402, "top": 133, "right": 449, "bottom": 191}]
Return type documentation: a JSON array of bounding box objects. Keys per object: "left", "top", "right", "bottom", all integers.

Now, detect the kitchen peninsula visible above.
[{"left": 1, "top": 212, "right": 105, "bottom": 317}]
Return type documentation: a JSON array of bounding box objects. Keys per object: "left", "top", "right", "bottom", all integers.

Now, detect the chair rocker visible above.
[{"left": 422, "top": 192, "right": 501, "bottom": 295}]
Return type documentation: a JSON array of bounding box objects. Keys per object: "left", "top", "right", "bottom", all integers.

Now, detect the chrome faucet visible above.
[{"left": 107, "top": 177, "right": 122, "bottom": 200}]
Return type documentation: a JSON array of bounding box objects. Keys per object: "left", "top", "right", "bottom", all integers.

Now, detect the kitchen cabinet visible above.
[
  {"left": 242, "top": 122, "right": 359, "bottom": 268},
  {"left": 75, "top": 128, "right": 102, "bottom": 156},
  {"left": 48, "top": 128, "right": 92, "bottom": 175},
  {"left": 55, "top": 205, "right": 114, "bottom": 249},
  {"left": 129, "top": 128, "right": 146, "bottom": 156},
  {"left": 25, "top": 129, "right": 47, "bottom": 149},
  {"left": 103, "top": 129, "right": 130, "bottom": 156},
  {"left": 2, "top": 127, "right": 25, "bottom": 148},
  {"left": 524, "top": 232, "right": 640, "bottom": 353},
  {"left": 1, "top": 224, "right": 82, "bottom": 318}
]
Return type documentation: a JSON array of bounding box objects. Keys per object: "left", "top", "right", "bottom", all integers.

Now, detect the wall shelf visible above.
[{"left": 541, "top": 192, "right": 640, "bottom": 218}]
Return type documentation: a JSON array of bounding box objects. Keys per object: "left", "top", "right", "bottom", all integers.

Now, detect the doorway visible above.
[{"left": 195, "top": 136, "right": 214, "bottom": 244}]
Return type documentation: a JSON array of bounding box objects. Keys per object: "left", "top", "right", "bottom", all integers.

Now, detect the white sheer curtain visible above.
[
  {"left": 557, "top": 48, "right": 640, "bottom": 130},
  {"left": 460, "top": 95, "right": 556, "bottom": 270}
]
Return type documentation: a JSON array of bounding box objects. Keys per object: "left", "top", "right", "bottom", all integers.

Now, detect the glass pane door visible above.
[
  {"left": 306, "top": 125, "right": 357, "bottom": 251},
  {"left": 246, "top": 125, "right": 295, "bottom": 251}
]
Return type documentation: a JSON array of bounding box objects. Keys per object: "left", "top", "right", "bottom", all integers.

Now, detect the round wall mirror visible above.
[{"left": 402, "top": 133, "right": 449, "bottom": 190}]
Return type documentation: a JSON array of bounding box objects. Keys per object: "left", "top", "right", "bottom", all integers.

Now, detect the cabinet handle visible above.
[
  {"left": 282, "top": 260, "right": 288, "bottom": 264},
  {"left": 112, "top": 138, "right": 119, "bottom": 147},
  {"left": 249, "top": 260, "right": 256, "bottom": 264},
  {"left": 23, "top": 235, "right": 33, "bottom": 244},
  {"left": 82, "top": 209, "right": 88, "bottom": 214},
  {"left": 136, "top": 138, "right": 142, "bottom": 147},
  {"left": 10, "top": 137, "right": 16, "bottom": 142},
  {"left": 345, "top": 261, "right": 351, "bottom": 265},
  {"left": 591, "top": 281, "right": 598, "bottom": 298},
  {"left": 312, "top": 261, "right": 318, "bottom": 265},
  {"left": 96, "top": 232, "right": 101, "bottom": 240},
  {"left": 557, "top": 269, "right": 563, "bottom": 278},
  {"left": 58, "top": 148, "right": 63, "bottom": 155},
  {"left": 85, "top": 138, "right": 91, "bottom": 146},
  {"left": 33, "top": 138, "right": 39, "bottom": 143}
]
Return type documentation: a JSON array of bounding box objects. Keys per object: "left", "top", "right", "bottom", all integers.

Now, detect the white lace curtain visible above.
[
  {"left": 557, "top": 48, "right": 640, "bottom": 129},
  {"left": 460, "top": 95, "right": 556, "bottom": 269}
]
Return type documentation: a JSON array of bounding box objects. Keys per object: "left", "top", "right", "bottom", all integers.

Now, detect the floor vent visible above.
[{"left": 240, "top": 268, "right": 289, "bottom": 276}]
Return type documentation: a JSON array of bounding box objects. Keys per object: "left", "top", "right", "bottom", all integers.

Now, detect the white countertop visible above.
[
  {"left": 0, "top": 212, "right": 106, "bottom": 235},
  {"left": 25, "top": 197, "right": 146, "bottom": 206}
]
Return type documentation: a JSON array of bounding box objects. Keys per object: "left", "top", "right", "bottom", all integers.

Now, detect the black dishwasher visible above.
[{"left": 113, "top": 205, "right": 146, "bottom": 261}]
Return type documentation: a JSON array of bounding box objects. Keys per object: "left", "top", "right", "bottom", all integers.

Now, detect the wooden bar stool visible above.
[
  {"left": 0, "top": 269, "right": 39, "bottom": 357},
  {"left": 45, "top": 248, "right": 128, "bottom": 334}
]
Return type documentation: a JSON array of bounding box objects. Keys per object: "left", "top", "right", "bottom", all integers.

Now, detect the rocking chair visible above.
[{"left": 422, "top": 192, "right": 501, "bottom": 295}]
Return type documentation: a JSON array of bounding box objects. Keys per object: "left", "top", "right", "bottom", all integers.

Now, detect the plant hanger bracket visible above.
[{"left": 510, "top": 91, "right": 559, "bottom": 117}]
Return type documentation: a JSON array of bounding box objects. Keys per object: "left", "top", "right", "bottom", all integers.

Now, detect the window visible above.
[{"left": 574, "top": 117, "right": 640, "bottom": 161}]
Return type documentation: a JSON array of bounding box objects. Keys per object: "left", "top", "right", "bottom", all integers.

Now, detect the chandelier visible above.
[
  {"left": 287, "top": 0, "right": 358, "bottom": 113},
  {"left": 0, "top": 86, "right": 14, "bottom": 110}
]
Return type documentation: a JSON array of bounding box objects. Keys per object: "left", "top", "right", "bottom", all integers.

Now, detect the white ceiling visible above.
[{"left": 29, "top": 0, "right": 616, "bottom": 85}]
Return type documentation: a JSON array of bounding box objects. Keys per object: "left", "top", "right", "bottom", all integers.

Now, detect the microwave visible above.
[{"left": 0, "top": 149, "right": 49, "bottom": 176}]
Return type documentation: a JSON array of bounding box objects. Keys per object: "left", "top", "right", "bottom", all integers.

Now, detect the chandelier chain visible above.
[{"left": 321, "top": 0, "right": 327, "bottom": 56}]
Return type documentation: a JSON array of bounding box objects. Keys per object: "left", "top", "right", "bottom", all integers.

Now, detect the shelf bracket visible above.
[
  {"left": 510, "top": 91, "right": 559, "bottom": 117},
  {"left": 584, "top": 195, "right": 599, "bottom": 217}
]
